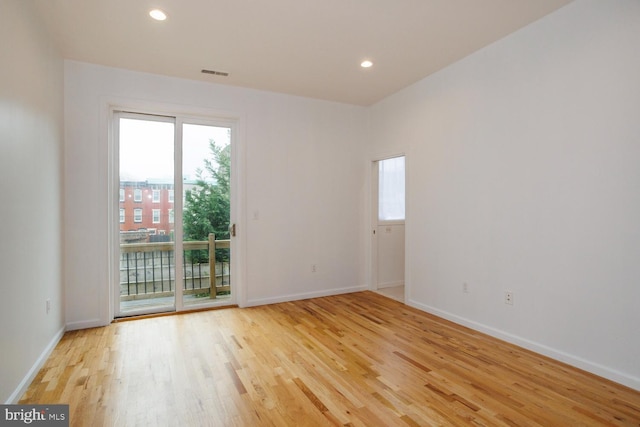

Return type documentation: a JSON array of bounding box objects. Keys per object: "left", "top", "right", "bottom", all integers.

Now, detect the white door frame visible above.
[
  {"left": 107, "top": 99, "right": 246, "bottom": 321},
  {"left": 370, "top": 154, "right": 406, "bottom": 294}
]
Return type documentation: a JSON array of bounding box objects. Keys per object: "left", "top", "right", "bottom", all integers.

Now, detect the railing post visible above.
[{"left": 209, "top": 233, "right": 216, "bottom": 299}]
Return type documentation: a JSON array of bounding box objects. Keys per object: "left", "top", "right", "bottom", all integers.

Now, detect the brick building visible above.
[{"left": 120, "top": 180, "right": 174, "bottom": 240}]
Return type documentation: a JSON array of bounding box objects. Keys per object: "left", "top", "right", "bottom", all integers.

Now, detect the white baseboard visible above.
[
  {"left": 65, "top": 318, "right": 108, "bottom": 331},
  {"left": 377, "top": 281, "right": 404, "bottom": 289},
  {"left": 6, "top": 326, "right": 66, "bottom": 404},
  {"left": 407, "top": 299, "right": 640, "bottom": 391},
  {"left": 246, "top": 285, "right": 368, "bottom": 307}
]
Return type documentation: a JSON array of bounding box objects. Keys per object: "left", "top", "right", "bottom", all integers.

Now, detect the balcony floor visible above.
[{"left": 119, "top": 292, "right": 232, "bottom": 315}]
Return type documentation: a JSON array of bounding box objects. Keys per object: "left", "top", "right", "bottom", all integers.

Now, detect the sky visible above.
[{"left": 119, "top": 118, "right": 230, "bottom": 182}]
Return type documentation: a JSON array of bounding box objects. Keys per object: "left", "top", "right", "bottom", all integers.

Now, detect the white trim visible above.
[
  {"left": 377, "top": 219, "right": 405, "bottom": 226},
  {"left": 6, "top": 326, "right": 65, "bottom": 404},
  {"left": 232, "top": 114, "right": 247, "bottom": 307},
  {"left": 402, "top": 154, "right": 411, "bottom": 307},
  {"left": 174, "top": 116, "right": 184, "bottom": 312},
  {"left": 377, "top": 281, "right": 404, "bottom": 289},
  {"left": 371, "top": 152, "right": 406, "bottom": 163},
  {"left": 104, "top": 102, "right": 116, "bottom": 326},
  {"left": 407, "top": 299, "right": 640, "bottom": 392},
  {"left": 65, "top": 318, "right": 108, "bottom": 331},
  {"left": 370, "top": 160, "right": 378, "bottom": 292},
  {"left": 133, "top": 208, "right": 143, "bottom": 222},
  {"left": 245, "top": 285, "right": 368, "bottom": 307}
]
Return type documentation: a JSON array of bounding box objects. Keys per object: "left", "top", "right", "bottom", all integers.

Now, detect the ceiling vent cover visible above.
[{"left": 201, "top": 69, "right": 229, "bottom": 77}]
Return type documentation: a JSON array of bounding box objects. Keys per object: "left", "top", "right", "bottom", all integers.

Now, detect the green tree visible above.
[{"left": 183, "top": 140, "right": 230, "bottom": 262}]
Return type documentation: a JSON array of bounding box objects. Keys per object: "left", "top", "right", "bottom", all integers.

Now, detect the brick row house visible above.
[{"left": 120, "top": 180, "right": 174, "bottom": 241}]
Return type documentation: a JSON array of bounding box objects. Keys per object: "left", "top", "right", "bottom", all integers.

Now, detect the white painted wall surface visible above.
[
  {"left": 63, "top": 61, "right": 368, "bottom": 328},
  {"left": 369, "top": 0, "right": 640, "bottom": 389},
  {"left": 0, "top": 0, "right": 65, "bottom": 403}
]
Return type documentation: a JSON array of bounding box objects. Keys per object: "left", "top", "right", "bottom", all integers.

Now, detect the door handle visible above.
[{"left": 229, "top": 223, "right": 236, "bottom": 237}]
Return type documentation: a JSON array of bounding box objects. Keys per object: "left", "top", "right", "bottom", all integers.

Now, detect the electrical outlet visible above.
[
  {"left": 463, "top": 282, "right": 469, "bottom": 293},
  {"left": 504, "top": 291, "right": 514, "bottom": 305}
]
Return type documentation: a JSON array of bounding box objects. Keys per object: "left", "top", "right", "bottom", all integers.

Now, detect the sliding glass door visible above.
[
  {"left": 117, "top": 113, "right": 176, "bottom": 315},
  {"left": 181, "top": 122, "right": 232, "bottom": 308},
  {"left": 114, "top": 111, "right": 234, "bottom": 317}
]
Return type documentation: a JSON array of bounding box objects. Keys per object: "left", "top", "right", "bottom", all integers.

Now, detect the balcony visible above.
[{"left": 119, "top": 233, "right": 230, "bottom": 312}]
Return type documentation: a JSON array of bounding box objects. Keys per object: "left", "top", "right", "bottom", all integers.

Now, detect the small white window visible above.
[
  {"left": 168, "top": 209, "right": 174, "bottom": 224},
  {"left": 152, "top": 209, "right": 161, "bottom": 224},
  {"left": 133, "top": 208, "right": 143, "bottom": 223},
  {"left": 119, "top": 189, "right": 125, "bottom": 202},
  {"left": 119, "top": 208, "right": 125, "bottom": 223},
  {"left": 168, "top": 190, "right": 174, "bottom": 203},
  {"left": 148, "top": 228, "right": 157, "bottom": 235},
  {"left": 378, "top": 156, "right": 405, "bottom": 221},
  {"left": 152, "top": 189, "right": 160, "bottom": 203},
  {"left": 133, "top": 189, "right": 142, "bottom": 202}
]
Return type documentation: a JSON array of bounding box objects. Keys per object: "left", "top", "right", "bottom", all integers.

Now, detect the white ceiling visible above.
[{"left": 32, "top": 0, "right": 573, "bottom": 106}]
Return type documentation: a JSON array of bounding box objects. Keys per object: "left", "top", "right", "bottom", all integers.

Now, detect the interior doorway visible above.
[
  {"left": 113, "top": 110, "right": 237, "bottom": 317},
  {"left": 372, "top": 156, "right": 406, "bottom": 303}
]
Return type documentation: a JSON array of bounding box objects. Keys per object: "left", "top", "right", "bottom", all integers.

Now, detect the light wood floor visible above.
[{"left": 21, "top": 291, "right": 640, "bottom": 426}]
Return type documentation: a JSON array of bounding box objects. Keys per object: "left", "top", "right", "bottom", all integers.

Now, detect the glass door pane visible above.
[
  {"left": 118, "top": 114, "right": 176, "bottom": 315},
  {"left": 181, "top": 123, "right": 232, "bottom": 307},
  {"left": 378, "top": 156, "right": 405, "bottom": 221}
]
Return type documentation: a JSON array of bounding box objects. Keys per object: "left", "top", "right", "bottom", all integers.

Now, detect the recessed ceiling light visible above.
[
  {"left": 149, "top": 9, "right": 167, "bottom": 21},
  {"left": 361, "top": 60, "right": 373, "bottom": 68}
]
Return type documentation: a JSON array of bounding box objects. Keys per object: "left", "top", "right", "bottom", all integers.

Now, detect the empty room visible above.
[{"left": 2, "top": 0, "right": 639, "bottom": 425}]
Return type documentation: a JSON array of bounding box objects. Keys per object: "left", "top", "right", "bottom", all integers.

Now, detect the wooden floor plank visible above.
[{"left": 20, "top": 291, "right": 640, "bottom": 426}]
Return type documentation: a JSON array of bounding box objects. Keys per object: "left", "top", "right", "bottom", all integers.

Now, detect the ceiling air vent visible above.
[{"left": 201, "top": 69, "right": 229, "bottom": 77}]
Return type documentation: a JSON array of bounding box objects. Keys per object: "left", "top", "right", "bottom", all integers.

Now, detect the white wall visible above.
[
  {"left": 0, "top": 0, "right": 65, "bottom": 403},
  {"left": 369, "top": 0, "right": 640, "bottom": 389},
  {"left": 64, "top": 61, "right": 368, "bottom": 328}
]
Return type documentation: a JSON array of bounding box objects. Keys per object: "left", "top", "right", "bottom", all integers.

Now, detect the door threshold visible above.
[{"left": 113, "top": 304, "right": 238, "bottom": 323}]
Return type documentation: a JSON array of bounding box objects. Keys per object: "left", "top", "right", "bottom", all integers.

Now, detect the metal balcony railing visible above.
[{"left": 119, "top": 233, "right": 230, "bottom": 301}]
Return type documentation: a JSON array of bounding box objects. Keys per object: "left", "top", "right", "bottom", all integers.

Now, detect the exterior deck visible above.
[{"left": 119, "top": 233, "right": 231, "bottom": 314}]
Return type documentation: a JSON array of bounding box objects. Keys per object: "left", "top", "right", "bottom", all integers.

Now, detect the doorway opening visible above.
[
  {"left": 372, "top": 156, "right": 405, "bottom": 303},
  {"left": 113, "top": 111, "right": 237, "bottom": 317}
]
